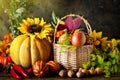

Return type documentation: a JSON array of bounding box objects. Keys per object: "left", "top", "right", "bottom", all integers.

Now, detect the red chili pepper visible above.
[
  {"left": 25, "top": 67, "right": 33, "bottom": 74},
  {"left": 6, "top": 56, "right": 12, "bottom": 62},
  {"left": 13, "top": 64, "right": 29, "bottom": 78},
  {"left": 10, "top": 67, "right": 22, "bottom": 80}
]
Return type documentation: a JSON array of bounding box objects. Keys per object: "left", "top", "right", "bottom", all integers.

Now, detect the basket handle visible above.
[{"left": 54, "top": 14, "right": 92, "bottom": 43}]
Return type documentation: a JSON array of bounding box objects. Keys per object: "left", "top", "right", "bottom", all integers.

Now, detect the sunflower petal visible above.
[
  {"left": 18, "top": 17, "right": 54, "bottom": 42},
  {"left": 29, "top": 18, "right": 34, "bottom": 25},
  {"left": 44, "top": 24, "right": 51, "bottom": 28},
  {"left": 34, "top": 18, "right": 40, "bottom": 25},
  {"left": 40, "top": 18, "right": 46, "bottom": 26},
  {"left": 27, "top": 18, "right": 32, "bottom": 25},
  {"left": 22, "top": 19, "right": 29, "bottom": 26}
]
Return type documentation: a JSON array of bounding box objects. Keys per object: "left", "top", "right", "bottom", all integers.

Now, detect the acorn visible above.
[
  {"left": 67, "top": 70, "right": 75, "bottom": 78},
  {"left": 95, "top": 67, "right": 103, "bottom": 75},
  {"left": 59, "top": 69, "right": 67, "bottom": 77},
  {"left": 81, "top": 68, "right": 89, "bottom": 76},
  {"left": 88, "top": 67, "right": 96, "bottom": 75}
]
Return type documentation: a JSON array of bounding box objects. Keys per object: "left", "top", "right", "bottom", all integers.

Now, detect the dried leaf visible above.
[
  {"left": 73, "top": 17, "right": 81, "bottom": 29},
  {"left": 65, "top": 16, "right": 81, "bottom": 32},
  {"left": 65, "top": 16, "right": 74, "bottom": 32}
]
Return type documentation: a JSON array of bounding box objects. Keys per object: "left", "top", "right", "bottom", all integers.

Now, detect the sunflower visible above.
[{"left": 18, "top": 18, "right": 54, "bottom": 42}]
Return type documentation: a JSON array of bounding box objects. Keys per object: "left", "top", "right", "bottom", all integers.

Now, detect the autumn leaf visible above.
[{"left": 65, "top": 16, "right": 81, "bottom": 32}]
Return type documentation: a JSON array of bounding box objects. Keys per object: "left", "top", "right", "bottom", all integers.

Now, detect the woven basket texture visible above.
[{"left": 53, "top": 14, "right": 93, "bottom": 70}]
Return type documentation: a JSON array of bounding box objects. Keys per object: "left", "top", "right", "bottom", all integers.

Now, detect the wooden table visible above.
[{"left": 0, "top": 73, "right": 120, "bottom": 80}]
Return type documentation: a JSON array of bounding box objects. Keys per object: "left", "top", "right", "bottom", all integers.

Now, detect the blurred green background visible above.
[{"left": 0, "top": 0, "right": 120, "bottom": 39}]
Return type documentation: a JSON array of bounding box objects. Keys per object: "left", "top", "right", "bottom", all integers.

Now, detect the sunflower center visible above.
[{"left": 29, "top": 25, "right": 41, "bottom": 33}]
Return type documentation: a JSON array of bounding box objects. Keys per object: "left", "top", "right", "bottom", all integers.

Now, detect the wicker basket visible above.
[{"left": 53, "top": 14, "right": 93, "bottom": 70}]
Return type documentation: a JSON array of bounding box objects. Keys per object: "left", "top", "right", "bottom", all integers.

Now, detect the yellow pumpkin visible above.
[{"left": 10, "top": 34, "right": 51, "bottom": 68}]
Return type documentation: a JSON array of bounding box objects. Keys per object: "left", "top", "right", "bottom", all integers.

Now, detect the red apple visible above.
[{"left": 71, "top": 30, "right": 86, "bottom": 46}]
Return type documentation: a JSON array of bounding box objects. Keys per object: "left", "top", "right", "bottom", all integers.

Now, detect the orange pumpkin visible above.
[
  {"left": 32, "top": 60, "right": 49, "bottom": 77},
  {"left": 10, "top": 35, "right": 51, "bottom": 68},
  {"left": 47, "top": 61, "right": 60, "bottom": 73}
]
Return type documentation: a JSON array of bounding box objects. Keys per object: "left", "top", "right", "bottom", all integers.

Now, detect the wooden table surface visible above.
[{"left": 0, "top": 73, "right": 120, "bottom": 80}]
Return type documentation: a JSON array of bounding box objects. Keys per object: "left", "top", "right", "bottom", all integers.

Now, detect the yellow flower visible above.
[
  {"left": 92, "top": 30, "right": 109, "bottom": 51},
  {"left": 18, "top": 18, "right": 54, "bottom": 41},
  {"left": 92, "top": 30, "right": 102, "bottom": 41},
  {"left": 101, "top": 37, "right": 108, "bottom": 51},
  {"left": 107, "top": 39, "right": 118, "bottom": 51},
  {"left": 92, "top": 30, "right": 103, "bottom": 46}
]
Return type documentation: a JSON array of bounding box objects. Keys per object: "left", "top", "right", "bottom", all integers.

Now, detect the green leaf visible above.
[
  {"left": 8, "top": 0, "right": 27, "bottom": 38},
  {"left": 52, "top": 11, "right": 59, "bottom": 24},
  {"left": 109, "top": 50, "right": 116, "bottom": 58},
  {"left": 104, "top": 71, "right": 111, "bottom": 78},
  {"left": 114, "top": 65, "right": 118, "bottom": 73},
  {"left": 112, "top": 59, "right": 116, "bottom": 65},
  {"left": 104, "top": 65, "right": 110, "bottom": 70},
  {"left": 91, "top": 54, "right": 96, "bottom": 61},
  {"left": 91, "top": 62, "right": 96, "bottom": 67},
  {"left": 51, "top": 22, "right": 56, "bottom": 28},
  {"left": 105, "top": 62, "right": 112, "bottom": 66},
  {"left": 97, "top": 55, "right": 104, "bottom": 65},
  {"left": 82, "top": 61, "right": 91, "bottom": 69},
  {"left": 118, "top": 65, "right": 120, "bottom": 73},
  {"left": 111, "top": 67, "right": 114, "bottom": 73}
]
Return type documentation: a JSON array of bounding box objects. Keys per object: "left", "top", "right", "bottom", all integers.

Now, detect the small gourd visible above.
[
  {"left": 46, "top": 61, "right": 60, "bottom": 73},
  {"left": 32, "top": 60, "right": 49, "bottom": 77}
]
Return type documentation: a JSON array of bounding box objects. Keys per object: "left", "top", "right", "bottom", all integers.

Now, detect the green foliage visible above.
[
  {"left": 51, "top": 11, "right": 60, "bottom": 28},
  {"left": 83, "top": 43, "right": 120, "bottom": 77},
  {"left": 7, "top": 0, "right": 27, "bottom": 38}
]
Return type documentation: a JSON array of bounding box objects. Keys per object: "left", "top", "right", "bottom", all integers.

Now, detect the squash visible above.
[
  {"left": 46, "top": 61, "right": 60, "bottom": 73},
  {"left": 10, "top": 34, "right": 51, "bottom": 68},
  {"left": 10, "top": 18, "right": 54, "bottom": 68},
  {"left": 32, "top": 60, "right": 49, "bottom": 77}
]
